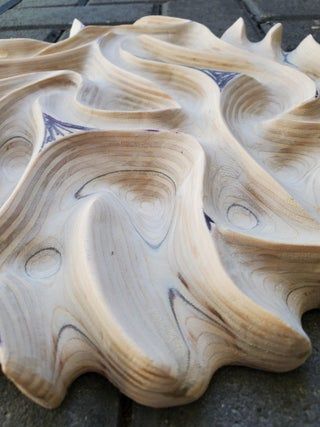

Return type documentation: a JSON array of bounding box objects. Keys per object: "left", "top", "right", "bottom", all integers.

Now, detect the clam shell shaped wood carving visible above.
[{"left": 0, "top": 15, "right": 319, "bottom": 409}]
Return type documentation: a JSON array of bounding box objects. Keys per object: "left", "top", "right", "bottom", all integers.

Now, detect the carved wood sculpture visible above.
[{"left": 0, "top": 15, "right": 319, "bottom": 408}]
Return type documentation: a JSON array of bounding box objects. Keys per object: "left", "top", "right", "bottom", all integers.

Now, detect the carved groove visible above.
[{"left": 0, "top": 16, "right": 318, "bottom": 409}]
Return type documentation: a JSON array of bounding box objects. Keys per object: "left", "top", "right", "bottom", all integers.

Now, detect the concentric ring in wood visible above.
[{"left": 0, "top": 16, "right": 318, "bottom": 408}]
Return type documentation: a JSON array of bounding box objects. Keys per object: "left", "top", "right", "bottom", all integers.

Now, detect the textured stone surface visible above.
[
  {"left": 243, "top": 0, "right": 320, "bottom": 21},
  {"left": 0, "top": 28, "right": 53, "bottom": 40},
  {"left": 18, "top": 0, "right": 79, "bottom": 7},
  {"left": 88, "top": 0, "right": 167, "bottom": 4},
  {"left": 0, "top": 373, "right": 120, "bottom": 427},
  {"left": 0, "top": 4, "right": 154, "bottom": 28},
  {"left": 164, "top": 0, "right": 262, "bottom": 40},
  {"left": 0, "top": 0, "right": 20, "bottom": 16}
]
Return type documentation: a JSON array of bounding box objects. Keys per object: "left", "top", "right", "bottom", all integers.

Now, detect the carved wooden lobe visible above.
[{"left": 0, "top": 16, "right": 318, "bottom": 408}]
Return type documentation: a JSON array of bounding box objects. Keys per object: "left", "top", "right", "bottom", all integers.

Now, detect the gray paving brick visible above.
[
  {"left": 89, "top": 0, "right": 167, "bottom": 3},
  {"left": 262, "top": 19, "right": 320, "bottom": 51},
  {"left": 164, "top": 0, "right": 261, "bottom": 41},
  {"left": 0, "top": 0, "right": 21, "bottom": 14},
  {"left": 0, "top": 4, "right": 154, "bottom": 28},
  {"left": 244, "top": 0, "right": 320, "bottom": 21},
  {"left": 18, "top": 0, "right": 79, "bottom": 7},
  {"left": 0, "top": 28, "right": 52, "bottom": 39},
  {"left": 0, "top": 373, "right": 120, "bottom": 426}
]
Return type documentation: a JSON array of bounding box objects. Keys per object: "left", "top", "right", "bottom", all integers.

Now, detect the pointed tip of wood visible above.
[
  {"left": 69, "top": 19, "right": 85, "bottom": 38},
  {"left": 260, "top": 22, "right": 283, "bottom": 58},
  {"left": 222, "top": 17, "right": 247, "bottom": 43},
  {"left": 264, "top": 22, "right": 283, "bottom": 42},
  {"left": 297, "top": 33, "right": 320, "bottom": 51}
]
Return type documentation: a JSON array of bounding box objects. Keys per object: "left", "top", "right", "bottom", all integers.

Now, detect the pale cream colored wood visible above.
[{"left": 0, "top": 15, "right": 318, "bottom": 408}]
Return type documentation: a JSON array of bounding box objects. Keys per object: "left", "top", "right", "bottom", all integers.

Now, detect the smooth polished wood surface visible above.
[{"left": 0, "top": 16, "right": 319, "bottom": 409}]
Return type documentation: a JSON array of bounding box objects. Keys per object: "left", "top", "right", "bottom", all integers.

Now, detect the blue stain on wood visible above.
[
  {"left": 42, "top": 113, "right": 93, "bottom": 147},
  {"left": 204, "top": 211, "right": 214, "bottom": 230},
  {"left": 201, "top": 69, "right": 238, "bottom": 89}
]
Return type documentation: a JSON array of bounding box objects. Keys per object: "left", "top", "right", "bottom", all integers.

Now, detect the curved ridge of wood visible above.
[{"left": 0, "top": 16, "right": 319, "bottom": 408}]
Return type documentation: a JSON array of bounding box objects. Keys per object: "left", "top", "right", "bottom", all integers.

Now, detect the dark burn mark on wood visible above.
[
  {"left": 168, "top": 288, "right": 191, "bottom": 367},
  {"left": 286, "top": 285, "right": 318, "bottom": 304},
  {"left": 178, "top": 273, "right": 189, "bottom": 290},
  {"left": 227, "top": 203, "right": 259, "bottom": 228},
  {"left": 203, "top": 211, "right": 214, "bottom": 230},
  {"left": 74, "top": 169, "right": 177, "bottom": 250},
  {"left": 169, "top": 286, "right": 237, "bottom": 347},
  {"left": 145, "top": 129, "right": 160, "bottom": 132},
  {"left": 55, "top": 323, "right": 104, "bottom": 361},
  {"left": 206, "top": 303, "right": 228, "bottom": 326},
  {"left": 54, "top": 323, "right": 127, "bottom": 378},
  {"left": 42, "top": 113, "right": 93, "bottom": 147},
  {"left": 75, "top": 169, "right": 176, "bottom": 200},
  {"left": 177, "top": 274, "right": 226, "bottom": 325},
  {"left": 24, "top": 246, "right": 61, "bottom": 278},
  {"left": 1, "top": 135, "right": 32, "bottom": 149}
]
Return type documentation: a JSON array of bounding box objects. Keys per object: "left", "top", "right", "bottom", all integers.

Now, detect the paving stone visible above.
[
  {"left": 45, "top": 29, "right": 66, "bottom": 42},
  {"left": 58, "top": 29, "right": 70, "bottom": 40},
  {"left": 262, "top": 19, "right": 320, "bottom": 51},
  {"left": 0, "top": 373, "right": 120, "bottom": 427},
  {"left": 0, "top": 4, "right": 154, "bottom": 28},
  {"left": 89, "top": 0, "right": 167, "bottom": 3},
  {"left": 164, "top": 0, "right": 262, "bottom": 41},
  {"left": 0, "top": 28, "right": 53, "bottom": 40},
  {"left": 0, "top": 0, "right": 21, "bottom": 15},
  {"left": 243, "top": 0, "right": 320, "bottom": 21},
  {"left": 18, "top": 0, "right": 79, "bottom": 7},
  {"left": 131, "top": 311, "right": 320, "bottom": 427}
]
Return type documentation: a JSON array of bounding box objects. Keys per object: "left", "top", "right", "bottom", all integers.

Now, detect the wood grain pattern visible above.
[{"left": 0, "top": 15, "right": 319, "bottom": 408}]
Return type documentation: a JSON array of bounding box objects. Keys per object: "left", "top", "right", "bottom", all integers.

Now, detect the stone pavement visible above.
[
  {"left": 0, "top": 0, "right": 320, "bottom": 49},
  {"left": 0, "top": 0, "right": 320, "bottom": 426}
]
